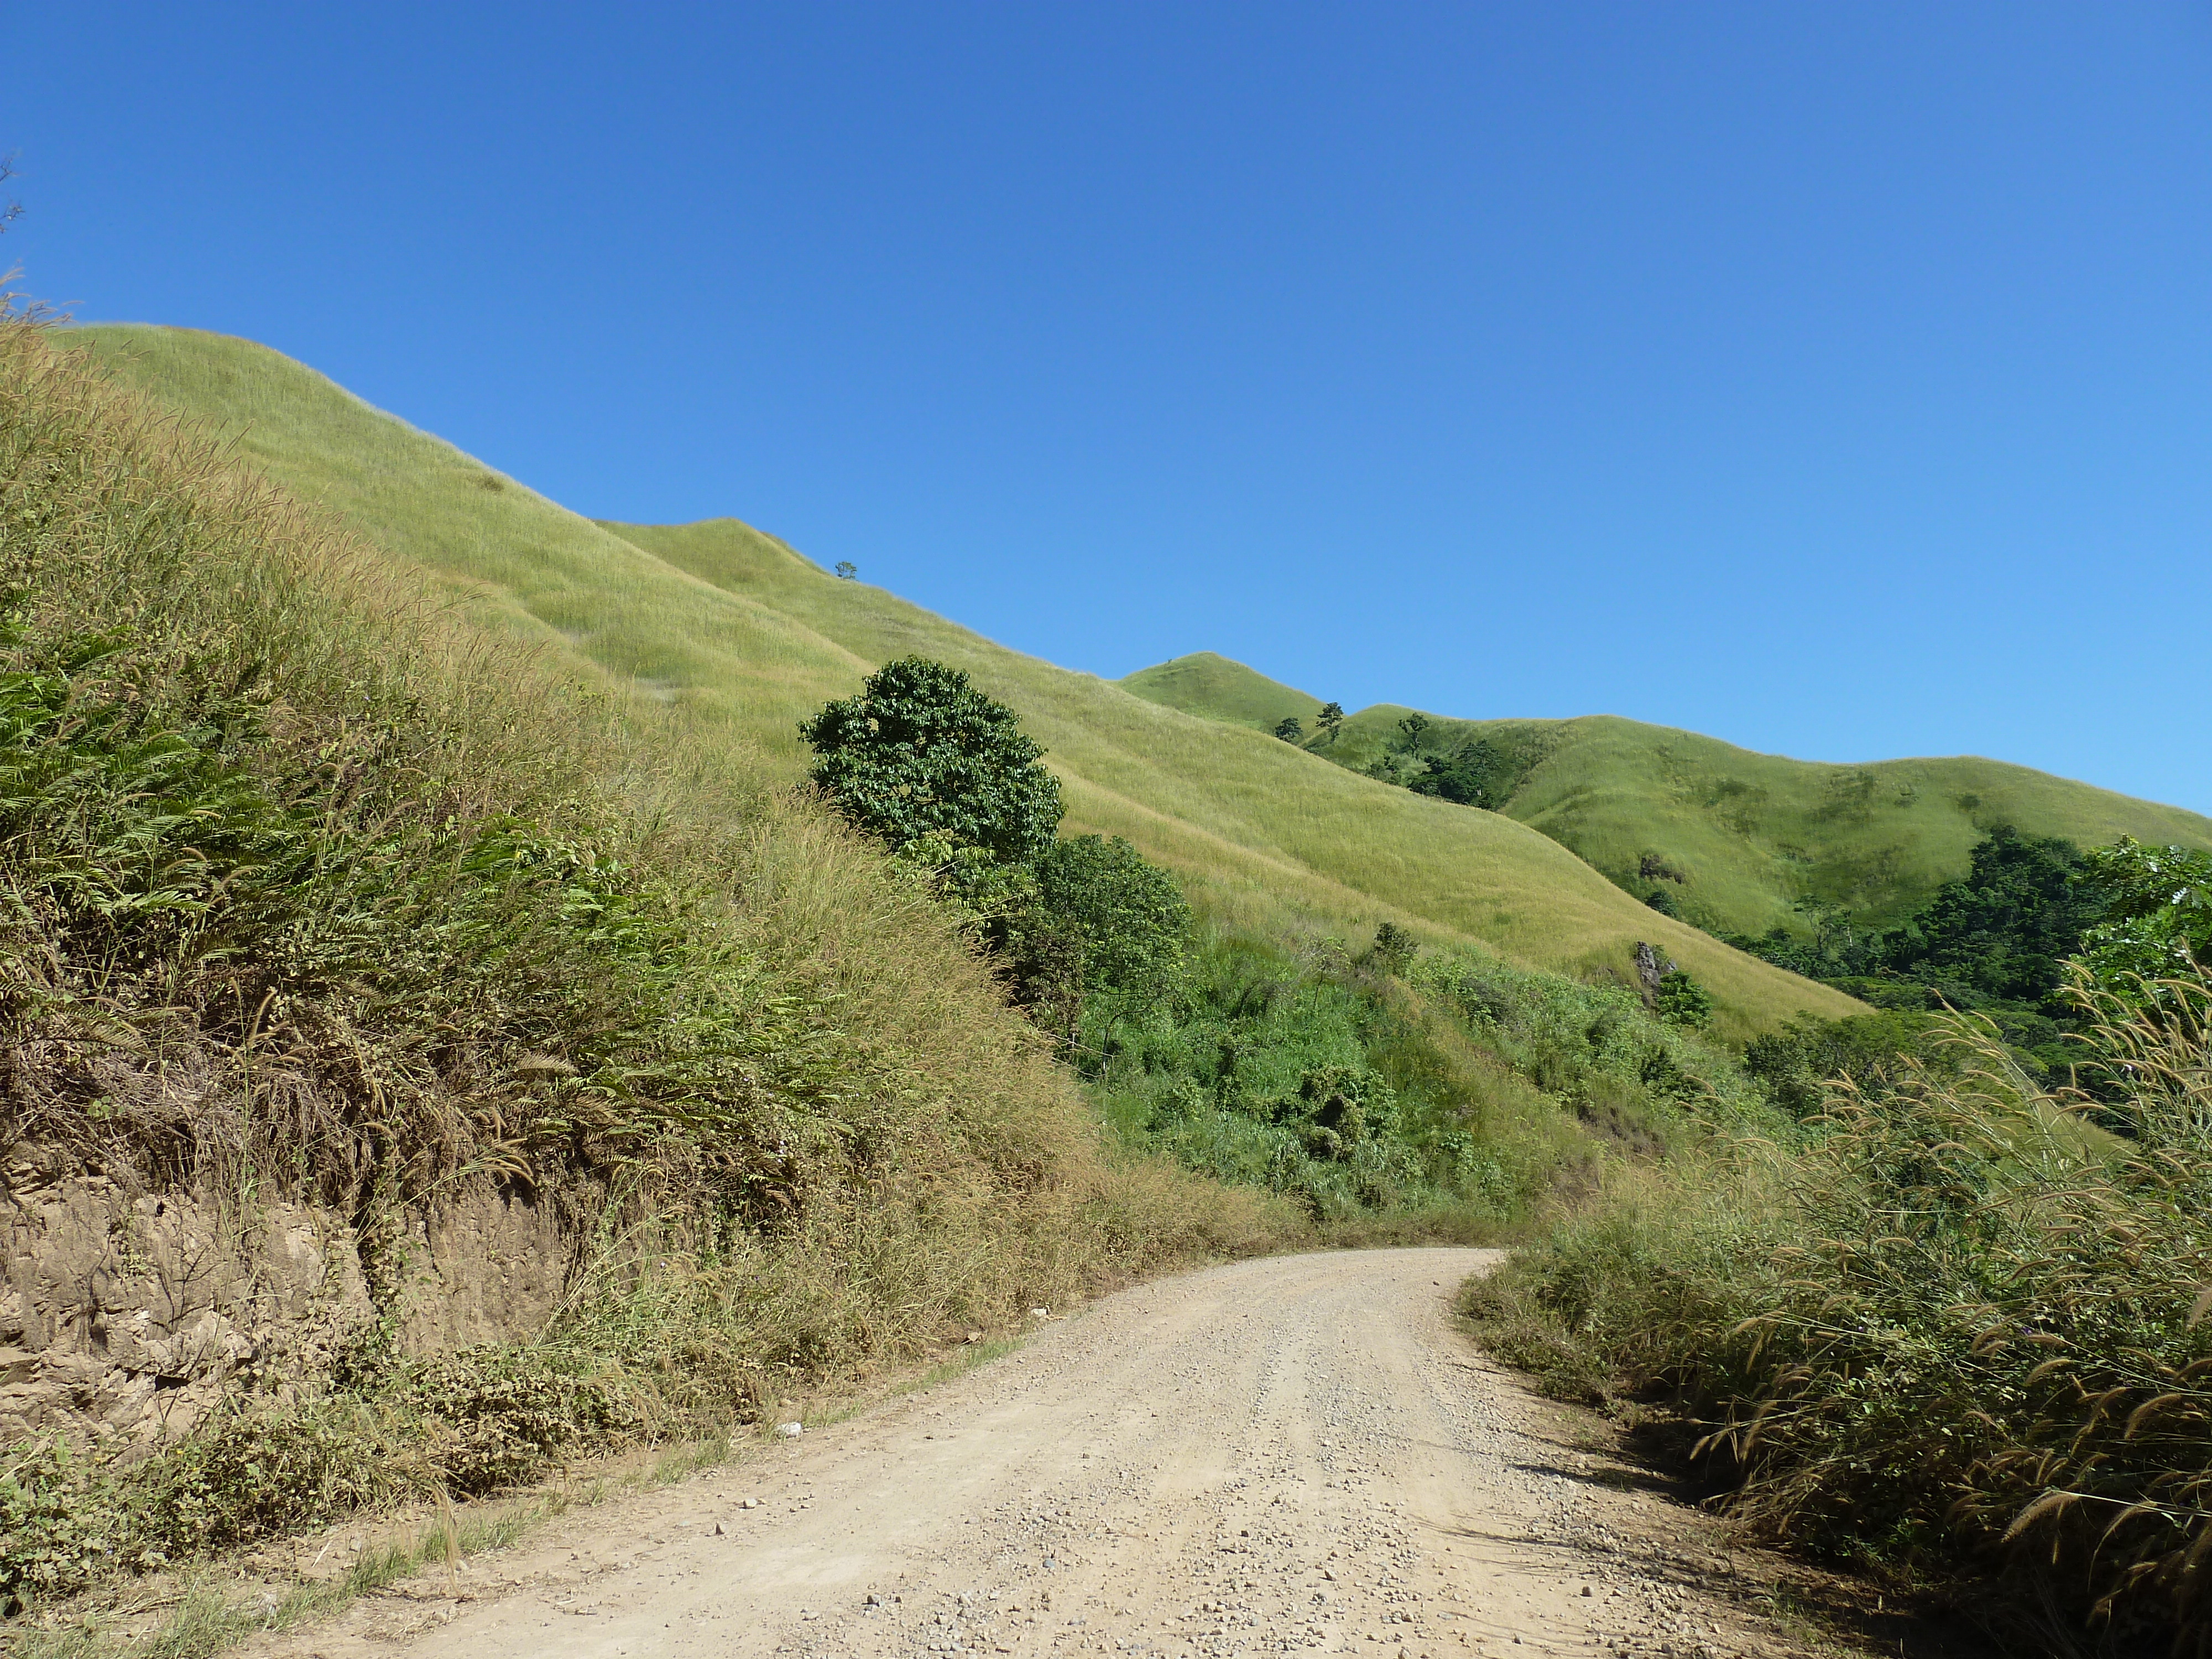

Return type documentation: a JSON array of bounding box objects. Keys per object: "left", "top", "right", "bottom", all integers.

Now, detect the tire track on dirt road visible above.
[{"left": 251, "top": 1249, "right": 1813, "bottom": 1659}]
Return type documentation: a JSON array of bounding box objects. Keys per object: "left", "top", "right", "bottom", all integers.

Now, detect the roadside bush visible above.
[{"left": 1473, "top": 975, "right": 2212, "bottom": 1648}]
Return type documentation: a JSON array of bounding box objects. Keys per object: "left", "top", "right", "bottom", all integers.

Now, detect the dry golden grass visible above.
[{"left": 1472, "top": 975, "right": 2212, "bottom": 1648}]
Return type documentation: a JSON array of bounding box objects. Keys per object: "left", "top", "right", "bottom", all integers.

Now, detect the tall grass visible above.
[
  {"left": 1473, "top": 975, "right": 2212, "bottom": 1648},
  {"left": 0, "top": 311, "right": 1288, "bottom": 1610}
]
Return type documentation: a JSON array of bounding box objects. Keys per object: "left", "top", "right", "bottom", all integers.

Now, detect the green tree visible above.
[
  {"left": 1274, "top": 715, "right": 1304, "bottom": 743},
  {"left": 1409, "top": 740, "right": 1499, "bottom": 807},
  {"left": 1368, "top": 921, "right": 1416, "bottom": 976},
  {"left": 833, "top": 560, "right": 857, "bottom": 581},
  {"left": 1034, "top": 834, "right": 1190, "bottom": 997},
  {"left": 2075, "top": 838, "right": 2212, "bottom": 1003},
  {"left": 1870, "top": 828, "right": 2100, "bottom": 1005},
  {"left": 1394, "top": 712, "right": 1431, "bottom": 754},
  {"left": 799, "top": 658, "right": 1062, "bottom": 864},
  {"left": 1317, "top": 702, "right": 1345, "bottom": 743},
  {"left": 1653, "top": 969, "right": 1712, "bottom": 1029}
]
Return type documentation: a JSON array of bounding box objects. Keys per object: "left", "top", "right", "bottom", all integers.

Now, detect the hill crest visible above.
[{"left": 1120, "top": 654, "right": 2212, "bottom": 937}]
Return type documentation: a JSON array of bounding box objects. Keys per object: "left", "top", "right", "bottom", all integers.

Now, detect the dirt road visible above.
[{"left": 259, "top": 1250, "right": 1809, "bottom": 1659}]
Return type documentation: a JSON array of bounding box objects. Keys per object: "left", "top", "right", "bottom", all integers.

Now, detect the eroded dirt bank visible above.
[{"left": 248, "top": 1249, "right": 1817, "bottom": 1659}]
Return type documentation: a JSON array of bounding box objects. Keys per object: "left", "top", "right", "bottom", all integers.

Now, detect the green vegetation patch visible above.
[
  {"left": 1120, "top": 656, "right": 2212, "bottom": 946},
  {"left": 1470, "top": 978, "right": 2212, "bottom": 1648}
]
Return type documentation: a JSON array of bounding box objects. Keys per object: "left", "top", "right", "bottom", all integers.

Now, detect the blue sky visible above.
[{"left": 11, "top": 3, "right": 2211, "bottom": 811}]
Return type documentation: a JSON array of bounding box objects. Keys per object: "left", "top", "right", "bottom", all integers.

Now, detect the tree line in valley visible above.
[
  {"left": 1273, "top": 702, "right": 1533, "bottom": 809},
  {"left": 1697, "top": 827, "right": 2211, "bottom": 1078}
]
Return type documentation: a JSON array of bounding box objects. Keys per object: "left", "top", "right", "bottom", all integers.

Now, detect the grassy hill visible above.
[
  {"left": 4, "top": 311, "right": 1291, "bottom": 1618},
  {"left": 1121, "top": 653, "right": 2212, "bottom": 939},
  {"left": 1119, "top": 651, "right": 1323, "bottom": 733},
  {"left": 61, "top": 325, "right": 1859, "bottom": 1039},
  {"left": 32, "top": 318, "right": 2212, "bottom": 1652}
]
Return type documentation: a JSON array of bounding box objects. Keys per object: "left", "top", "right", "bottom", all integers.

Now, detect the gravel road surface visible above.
[{"left": 257, "top": 1249, "right": 1808, "bottom": 1659}]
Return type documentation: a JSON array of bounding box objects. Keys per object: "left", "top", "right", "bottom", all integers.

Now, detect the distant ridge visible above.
[
  {"left": 1121, "top": 652, "right": 2212, "bottom": 939},
  {"left": 1120, "top": 653, "right": 1322, "bottom": 733}
]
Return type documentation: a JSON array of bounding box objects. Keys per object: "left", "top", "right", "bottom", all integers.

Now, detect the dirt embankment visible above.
[{"left": 0, "top": 1156, "right": 566, "bottom": 1452}]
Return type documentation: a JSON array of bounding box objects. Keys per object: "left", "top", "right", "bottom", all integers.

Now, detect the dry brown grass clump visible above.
[{"left": 1471, "top": 976, "right": 2212, "bottom": 1650}]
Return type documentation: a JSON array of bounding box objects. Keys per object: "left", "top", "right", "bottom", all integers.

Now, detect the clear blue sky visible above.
[{"left": 12, "top": 3, "right": 2211, "bottom": 811}]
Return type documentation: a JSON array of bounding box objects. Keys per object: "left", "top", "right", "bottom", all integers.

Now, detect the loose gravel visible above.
[{"left": 241, "top": 1249, "right": 1814, "bottom": 1659}]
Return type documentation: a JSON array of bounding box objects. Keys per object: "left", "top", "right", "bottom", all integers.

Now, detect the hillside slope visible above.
[
  {"left": 2, "top": 312, "right": 1286, "bottom": 1605},
  {"left": 64, "top": 326, "right": 1858, "bottom": 1036},
  {"left": 1121, "top": 653, "right": 2212, "bottom": 938},
  {"left": 1120, "top": 651, "right": 1324, "bottom": 733}
]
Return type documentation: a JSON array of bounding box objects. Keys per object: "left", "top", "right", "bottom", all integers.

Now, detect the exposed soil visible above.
[{"left": 237, "top": 1249, "right": 1910, "bottom": 1659}]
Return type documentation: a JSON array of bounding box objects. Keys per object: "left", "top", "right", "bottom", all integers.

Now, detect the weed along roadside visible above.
[
  {"left": 0, "top": 1323, "right": 1054, "bottom": 1658},
  {"left": 1468, "top": 981, "right": 2212, "bottom": 1653}
]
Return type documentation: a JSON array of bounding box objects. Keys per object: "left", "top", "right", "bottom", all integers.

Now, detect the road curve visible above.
[{"left": 254, "top": 1249, "right": 1801, "bottom": 1659}]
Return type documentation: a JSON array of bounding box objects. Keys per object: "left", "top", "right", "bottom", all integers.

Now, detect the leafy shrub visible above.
[
  {"left": 0, "top": 1438, "right": 137, "bottom": 1615},
  {"left": 1367, "top": 922, "right": 1416, "bottom": 977},
  {"left": 799, "top": 656, "right": 1062, "bottom": 865},
  {"left": 1475, "top": 977, "right": 2212, "bottom": 1647},
  {"left": 1652, "top": 969, "right": 1712, "bottom": 1029},
  {"left": 2078, "top": 838, "right": 2212, "bottom": 1006},
  {"left": 1033, "top": 834, "right": 1190, "bottom": 999}
]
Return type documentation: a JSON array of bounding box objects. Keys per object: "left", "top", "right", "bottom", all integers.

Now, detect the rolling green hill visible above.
[
  {"left": 1120, "top": 652, "right": 1323, "bottom": 733},
  {"left": 1120, "top": 653, "right": 2212, "bottom": 938},
  {"left": 61, "top": 324, "right": 1860, "bottom": 1039}
]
